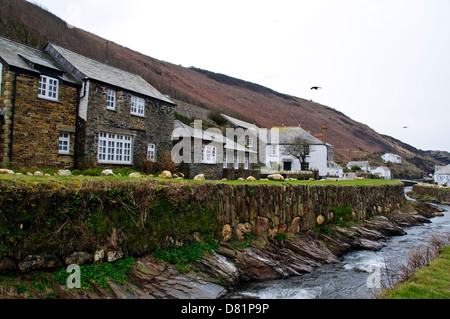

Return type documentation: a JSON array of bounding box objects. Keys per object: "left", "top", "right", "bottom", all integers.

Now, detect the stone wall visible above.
[
  {"left": 411, "top": 185, "right": 450, "bottom": 204},
  {"left": 77, "top": 81, "right": 174, "bottom": 169},
  {"left": 216, "top": 183, "right": 405, "bottom": 239},
  {"left": 0, "top": 69, "right": 78, "bottom": 168}
]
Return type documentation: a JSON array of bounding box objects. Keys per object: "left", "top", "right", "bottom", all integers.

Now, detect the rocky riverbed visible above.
[{"left": 2, "top": 200, "right": 439, "bottom": 300}]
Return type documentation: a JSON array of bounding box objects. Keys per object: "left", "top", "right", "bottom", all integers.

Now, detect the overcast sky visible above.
[{"left": 31, "top": 0, "right": 450, "bottom": 152}]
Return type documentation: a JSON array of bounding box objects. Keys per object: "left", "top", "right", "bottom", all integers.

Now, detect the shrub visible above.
[{"left": 156, "top": 149, "right": 179, "bottom": 173}]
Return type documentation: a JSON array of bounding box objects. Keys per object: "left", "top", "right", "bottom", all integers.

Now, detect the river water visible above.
[{"left": 228, "top": 187, "right": 450, "bottom": 299}]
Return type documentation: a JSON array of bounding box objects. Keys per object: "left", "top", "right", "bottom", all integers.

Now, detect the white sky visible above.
[{"left": 31, "top": 0, "right": 450, "bottom": 152}]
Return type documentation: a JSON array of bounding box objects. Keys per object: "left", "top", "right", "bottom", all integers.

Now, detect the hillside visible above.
[{"left": 1, "top": 0, "right": 448, "bottom": 176}]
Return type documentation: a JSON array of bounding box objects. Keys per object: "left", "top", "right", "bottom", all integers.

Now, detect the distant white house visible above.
[
  {"left": 346, "top": 161, "right": 371, "bottom": 172},
  {"left": 327, "top": 161, "right": 344, "bottom": 178},
  {"left": 434, "top": 164, "right": 450, "bottom": 186},
  {"left": 371, "top": 166, "right": 391, "bottom": 179},
  {"left": 382, "top": 153, "right": 401, "bottom": 164}
]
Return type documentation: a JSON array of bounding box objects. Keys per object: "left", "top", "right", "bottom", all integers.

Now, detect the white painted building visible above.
[
  {"left": 265, "top": 126, "right": 329, "bottom": 177},
  {"left": 434, "top": 164, "right": 450, "bottom": 186},
  {"left": 370, "top": 166, "right": 391, "bottom": 179},
  {"left": 327, "top": 161, "right": 344, "bottom": 178},
  {"left": 381, "top": 153, "right": 401, "bottom": 164}
]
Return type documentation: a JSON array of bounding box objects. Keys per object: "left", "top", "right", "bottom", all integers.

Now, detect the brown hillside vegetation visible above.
[{"left": 0, "top": 0, "right": 448, "bottom": 175}]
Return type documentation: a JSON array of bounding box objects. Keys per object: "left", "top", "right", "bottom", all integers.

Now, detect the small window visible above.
[
  {"left": 234, "top": 152, "right": 239, "bottom": 169},
  {"left": 245, "top": 136, "right": 253, "bottom": 148},
  {"left": 38, "top": 75, "right": 59, "bottom": 101},
  {"left": 202, "top": 145, "right": 216, "bottom": 164},
  {"left": 147, "top": 143, "right": 156, "bottom": 161},
  {"left": 131, "top": 96, "right": 145, "bottom": 116},
  {"left": 107, "top": 89, "right": 116, "bottom": 110},
  {"left": 223, "top": 151, "right": 228, "bottom": 168},
  {"left": 244, "top": 153, "right": 249, "bottom": 169},
  {"left": 270, "top": 145, "right": 277, "bottom": 156},
  {"left": 58, "top": 132, "right": 70, "bottom": 154}
]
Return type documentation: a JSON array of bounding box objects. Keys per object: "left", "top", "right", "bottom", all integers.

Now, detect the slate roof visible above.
[
  {"left": 0, "top": 36, "right": 78, "bottom": 84},
  {"left": 347, "top": 161, "right": 370, "bottom": 167},
  {"left": 221, "top": 113, "right": 259, "bottom": 134},
  {"left": 172, "top": 120, "right": 255, "bottom": 153},
  {"left": 267, "top": 126, "right": 325, "bottom": 145},
  {"left": 435, "top": 164, "right": 450, "bottom": 175},
  {"left": 46, "top": 43, "right": 174, "bottom": 105}
]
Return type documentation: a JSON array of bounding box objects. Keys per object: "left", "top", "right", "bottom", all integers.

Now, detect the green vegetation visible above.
[
  {"left": 381, "top": 246, "right": 450, "bottom": 299},
  {"left": 52, "top": 257, "right": 135, "bottom": 290},
  {"left": 153, "top": 241, "right": 219, "bottom": 273}
]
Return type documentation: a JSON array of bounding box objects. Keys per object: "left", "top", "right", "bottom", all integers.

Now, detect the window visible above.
[
  {"left": 244, "top": 153, "right": 249, "bottom": 169},
  {"left": 223, "top": 151, "right": 228, "bottom": 168},
  {"left": 202, "top": 145, "right": 216, "bottom": 164},
  {"left": 234, "top": 152, "right": 239, "bottom": 169},
  {"left": 270, "top": 145, "right": 277, "bottom": 156},
  {"left": 245, "top": 136, "right": 253, "bottom": 148},
  {"left": 38, "top": 75, "right": 58, "bottom": 101},
  {"left": 98, "top": 132, "right": 132, "bottom": 164},
  {"left": 107, "top": 89, "right": 116, "bottom": 110},
  {"left": 147, "top": 143, "right": 156, "bottom": 161},
  {"left": 58, "top": 132, "right": 70, "bottom": 154},
  {"left": 131, "top": 96, "right": 145, "bottom": 116}
]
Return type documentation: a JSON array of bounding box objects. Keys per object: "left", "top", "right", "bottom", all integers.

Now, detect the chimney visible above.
[{"left": 321, "top": 121, "right": 327, "bottom": 143}]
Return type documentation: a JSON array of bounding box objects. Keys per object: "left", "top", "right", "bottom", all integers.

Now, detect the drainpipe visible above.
[
  {"left": 9, "top": 71, "right": 17, "bottom": 163},
  {"left": 74, "top": 79, "right": 87, "bottom": 169}
]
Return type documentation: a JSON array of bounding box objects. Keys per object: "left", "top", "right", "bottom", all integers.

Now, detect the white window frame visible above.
[
  {"left": 202, "top": 145, "right": 217, "bottom": 164},
  {"left": 107, "top": 89, "right": 116, "bottom": 110},
  {"left": 245, "top": 136, "right": 253, "bottom": 148},
  {"left": 58, "top": 132, "right": 70, "bottom": 154},
  {"left": 98, "top": 132, "right": 133, "bottom": 164},
  {"left": 38, "top": 75, "right": 59, "bottom": 101},
  {"left": 147, "top": 143, "right": 156, "bottom": 161},
  {"left": 270, "top": 144, "right": 278, "bottom": 156},
  {"left": 234, "top": 152, "right": 239, "bottom": 169},
  {"left": 223, "top": 150, "right": 228, "bottom": 168},
  {"left": 244, "top": 152, "right": 249, "bottom": 169},
  {"left": 131, "top": 96, "right": 145, "bottom": 117}
]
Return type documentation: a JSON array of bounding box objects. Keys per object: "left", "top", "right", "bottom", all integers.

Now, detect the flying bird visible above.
[
  {"left": 311, "top": 86, "right": 322, "bottom": 90},
  {"left": 402, "top": 126, "right": 408, "bottom": 128}
]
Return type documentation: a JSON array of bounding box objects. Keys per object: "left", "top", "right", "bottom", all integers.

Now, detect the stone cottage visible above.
[
  {"left": 434, "top": 164, "right": 450, "bottom": 186},
  {"left": 45, "top": 43, "right": 175, "bottom": 169},
  {"left": 0, "top": 36, "right": 80, "bottom": 168},
  {"left": 171, "top": 120, "right": 257, "bottom": 180}
]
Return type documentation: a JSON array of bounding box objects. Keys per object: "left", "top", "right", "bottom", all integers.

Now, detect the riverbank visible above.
[
  {"left": 0, "top": 199, "right": 443, "bottom": 299},
  {"left": 408, "top": 184, "right": 450, "bottom": 205},
  {"left": 381, "top": 245, "right": 450, "bottom": 299}
]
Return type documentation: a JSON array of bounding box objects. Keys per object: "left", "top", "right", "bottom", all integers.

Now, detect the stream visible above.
[{"left": 227, "top": 186, "right": 450, "bottom": 299}]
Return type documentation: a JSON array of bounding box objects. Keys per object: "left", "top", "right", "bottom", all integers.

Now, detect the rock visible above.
[
  {"left": 0, "top": 256, "right": 16, "bottom": 274},
  {"left": 267, "top": 174, "right": 284, "bottom": 181},
  {"left": 0, "top": 169, "right": 14, "bottom": 174},
  {"left": 193, "top": 174, "right": 205, "bottom": 181},
  {"left": 107, "top": 248, "right": 124, "bottom": 263},
  {"left": 26, "top": 172, "right": 33, "bottom": 175},
  {"left": 18, "top": 255, "right": 62, "bottom": 272},
  {"left": 254, "top": 216, "right": 270, "bottom": 238},
  {"left": 34, "top": 171, "right": 44, "bottom": 176},
  {"left": 236, "top": 222, "right": 253, "bottom": 240},
  {"left": 222, "top": 224, "right": 232, "bottom": 242},
  {"left": 288, "top": 217, "right": 301, "bottom": 234},
  {"left": 94, "top": 249, "right": 105, "bottom": 263},
  {"left": 128, "top": 172, "right": 141, "bottom": 178},
  {"left": 434, "top": 212, "right": 444, "bottom": 217},
  {"left": 179, "top": 172, "right": 185, "bottom": 178},
  {"left": 160, "top": 170, "right": 172, "bottom": 179},
  {"left": 316, "top": 215, "right": 325, "bottom": 225},
  {"left": 172, "top": 174, "right": 178, "bottom": 178},
  {"left": 102, "top": 169, "right": 114, "bottom": 176},
  {"left": 221, "top": 178, "right": 227, "bottom": 181},
  {"left": 64, "top": 252, "right": 94, "bottom": 266},
  {"left": 237, "top": 177, "right": 245, "bottom": 181},
  {"left": 44, "top": 173, "right": 51, "bottom": 176},
  {"left": 246, "top": 176, "right": 256, "bottom": 181},
  {"left": 57, "top": 169, "right": 71, "bottom": 176}
]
